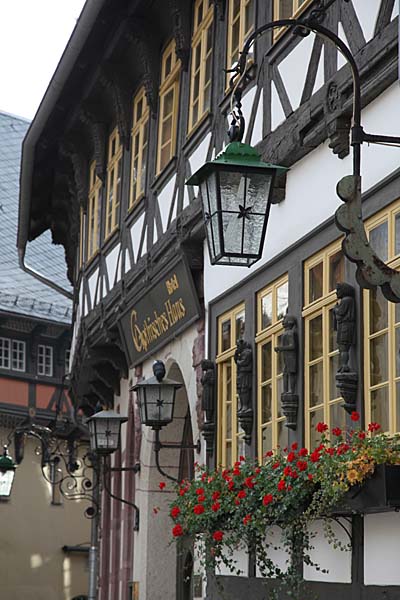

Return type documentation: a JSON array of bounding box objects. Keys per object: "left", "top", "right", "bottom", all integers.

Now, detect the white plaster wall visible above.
[
  {"left": 129, "top": 211, "right": 145, "bottom": 263},
  {"left": 157, "top": 175, "right": 176, "bottom": 233},
  {"left": 105, "top": 243, "right": 120, "bottom": 288},
  {"left": 189, "top": 132, "right": 212, "bottom": 176},
  {"left": 303, "top": 519, "right": 351, "bottom": 583},
  {"left": 132, "top": 323, "right": 201, "bottom": 600},
  {"left": 88, "top": 267, "right": 99, "bottom": 308},
  {"left": 255, "top": 526, "right": 290, "bottom": 577},
  {"left": 271, "top": 80, "right": 286, "bottom": 131},
  {"left": 204, "top": 83, "right": 400, "bottom": 306},
  {"left": 216, "top": 543, "right": 248, "bottom": 576},
  {"left": 364, "top": 512, "right": 400, "bottom": 585},
  {"left": 278, "top": 33, "right": 317, "bottom": 111},
  {"left": 352, "top": 0, "right": 380, "bottom": 43}
]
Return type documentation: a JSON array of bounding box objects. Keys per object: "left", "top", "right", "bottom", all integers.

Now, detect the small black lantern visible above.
[
  {"left": 0, "top": 446, "right": 17, "bottom": 498},
  {"left": 186, "top": 142, "right": 287, "bottom": 267},
  {"left": 86, "top": 410, "right": 128, "bottom": 455},
  {"left": 132, "top": 361, "right": 182, "bottom": 430}
]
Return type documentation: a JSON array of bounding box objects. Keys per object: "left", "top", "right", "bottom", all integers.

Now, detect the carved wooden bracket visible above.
[
  {"left": 59, "top": 140, "right": 88, "bottom": 208},
  {"left": 79, "top": 106, "right": 107, "bottom": 181},
  {"left": 168, "top": 0, "right": 191, "bottom": 70},
  {"left": 327, "top": 115, "right": 351, "bottom": 159},
  {"left": 127, "top": 18, "right": 159, "bottom": 116},
  {"left": 99, "top": 65, "right": 131, "bottom": 150}
]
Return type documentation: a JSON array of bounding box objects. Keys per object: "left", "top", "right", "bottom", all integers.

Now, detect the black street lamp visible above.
[
  {"left": 86, "top": 409, "right": 128, "bottom": 455},
  {"left": 0, "top": 446, "right": 17, "bottom": 499},
  {"left": 132, "top": 360, "right": 182, "bottom": 430},
  {"left": 131, "top": 361, "right": 200, "bottom": 483}
]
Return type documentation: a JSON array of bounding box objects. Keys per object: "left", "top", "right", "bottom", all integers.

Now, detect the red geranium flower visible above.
[
  {"left": 358, "top": 431, "right": 366, "bottom": 440},
  {"left": 308, "top": 473, "right": 313, "bottom": 481},
  {"left": 172, "top": 524, "right": 183, "bottom": 537},
  {"left": 316, "top": 422, "right": 328, "bottom": 433},
  {"left": 291, "top": 442, "right": 298, "bottom": 451},
  {"left": 228, "top": 480, "right": 235, "bottom": 490},
  {"left": 232, "top": 467, "right": 241, "bottom": 476},
  {"left": 197, "top": 494, "right": 206, "bottom": 503},
  {"left": 283, "top": 466, "right": 292, "bottom": 477},
  {"left": 213, "top": 530, "right": 224, "bottom": 542},
  {"left": 325, "top": 448, "right": 335, "bottom": 456},
  {"left": 170, "top": 506, "right": 180, "bottom": 519},
  {"left": 211, "top": 502, "right": 221, "bottom": 512},
  {"left": 272, "top": 462, "right": 280, "bottom": 469},
  {"left": 244, "top": 476, "right": 255, "bottom": 489},
  {"left": 196, "top": 488, "right": 205, "bottom": 496},
  {"left": 351, "top": 411, "right": 360, "bottom": 422},
  {"left": 310, "top": 450, "right": 320, "bottom": 463},
  {"left": 201, "top": 473, "right": 207, "bottom": 481},
  {"left": 298, "top": 448, "right": 308, "bottom": 457},
  {"left": 237, "top": 490, "right": 247, "bottom": 499},
  {"left": 332, "top": 427, "right": 342, "bottom": 436},
  {"left": 368, "top": 422, "right": 381, "bottom": 432},
  {"left": 243, "top": 514, "right": 251, "bottom": 525},
  {"left": 277, "top": 480, "right": 286, "bottom": 491},
  {"left": 193, "top": 504, "right": 205, "bottom": 515},
  {"left": 289, "top": 470, "right": 298, "bottom": 479},
  {"left": 239, "top": 455, "right": 246, "bottom": 462},
  {"left": 212, "top": 491, "right": 221, "bottom": 501},
  {"left": 234, "top": 499, "right": 240, "bottom": 506},
  {"left": 159, "top": 482, "right": 166, "bottom": 490},
  {"left": 297, "top": 460, "right": 307, "bottom": 471},
  {"left": 264, "top": 450, "right": 274, "bottom": 458},
  {"left": 262, "top": 493, "right": 273, "bottom": 506},
  {"left": 287, "top": 451, "right": 296, "bottom": 463}
]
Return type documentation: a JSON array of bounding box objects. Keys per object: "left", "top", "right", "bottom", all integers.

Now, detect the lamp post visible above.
[
  {"left": 187, "top": 1, "right": 400, "bottom": 302},
  {"left": 0, "top": 446, "right": 16, "bottom": 499},
  {"left": 132, "top": 361, "right": 200, "bottom": 483}
]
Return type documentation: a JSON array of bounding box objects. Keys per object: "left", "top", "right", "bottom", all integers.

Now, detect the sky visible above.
[{"left": 0, "top": 0, "right": 86, "bottom": 121}]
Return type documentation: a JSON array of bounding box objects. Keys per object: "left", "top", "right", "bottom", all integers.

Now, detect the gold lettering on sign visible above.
[
  {"left": 130, "top": 298, "right": 187, "bottom": 353},
  {"left": 165, "top": 273, "right": 179, "bottom": 295}
]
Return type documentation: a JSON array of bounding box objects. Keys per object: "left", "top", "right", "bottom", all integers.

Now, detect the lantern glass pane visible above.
[
  {"left": 200, "top": 172, "right": 218, "bottom": 218},
  {"left": 218, "top": 170, "right": 272, "bottom": 257},
  {"left": 95, "top": 418, "right": 121, "bottom": 452},
  {"left": 88, "top": 420, "right": 97, "bottom": 452},
  {"left": 143, "top": 384, "right": 176, "bottom": 426},
  {"left": 0, "top": 469, "right": 14, "bottom": 497}
]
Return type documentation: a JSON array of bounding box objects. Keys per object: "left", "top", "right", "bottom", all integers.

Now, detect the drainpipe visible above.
[
  {"left": 88, "top": 462, "right": 101, "bottom": 600},
  {"left": 18, "top": 248, "right": 73, "bottom": 300}
]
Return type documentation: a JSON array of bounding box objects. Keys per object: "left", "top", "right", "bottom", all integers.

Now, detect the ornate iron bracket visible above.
[{"left": 154, "top": 429, "right": 200, "bottom": 484}]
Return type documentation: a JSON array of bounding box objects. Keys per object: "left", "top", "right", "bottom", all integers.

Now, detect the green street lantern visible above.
[
  {"left": 0, "top": 446, "right": 17, "bottom": 498},
  {"left": 186, "top": 142, "right": 288, "bottom": 267},
  {"left": 86, "top": 410, "right": 128, "bottom": 455},
  {"left": 132, "top": 361, "right": 182, "bottom": 430}
]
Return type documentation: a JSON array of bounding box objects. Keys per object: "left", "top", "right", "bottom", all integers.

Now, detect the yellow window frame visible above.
[
  {"left": 79, "top": 206, "right": 85, "bottom": 269},
  {"left": 363, "top": 201, "right": 400, "bottom": 434},
  {"left": 129, "top": 87, "right": 149, "bottom": 209},
  {"left": 216, "top": 303, "right": 246, "bottom": 467},
  {"left": 156, "top": 40, "right": 181, "bottom": 175},
  {"left": 87, "top": 161, "right": 102, "bottom": 260},
  {"left": 188, "top": 0, "right": 213, "bottom": 133},
  {"left": 256, "top": 275, "right": 289, "bottom": 457},
  {"left": 226, "top": 0, "right": 254, "bottom": 79},
  {"left": 303, "top": 239, "right": 345, "bottom": 448},
  {"left": 273, "top": 0, "right": 314, "bottom": 41},
  {"left": 105, "top": 127, "right": 122, "bottom": 239}
]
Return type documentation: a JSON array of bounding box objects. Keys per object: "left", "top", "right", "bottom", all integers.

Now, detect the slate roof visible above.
[{"left": 0, "top": 111, "right": 72, "bottom": 324}]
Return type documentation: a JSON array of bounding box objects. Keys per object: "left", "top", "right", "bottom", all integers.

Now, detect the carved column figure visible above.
[
  {"left": 274, "top": 315, "right": 298, "bottom": 429},
  {"left": 333, "top": 282, "right": 358, "bottom": 413},
  {"left": 200, "top": 359, "right": 215, "bottom": 456},
  {"left": 234, "top": 339, "right": 253, "bottom": 444}
]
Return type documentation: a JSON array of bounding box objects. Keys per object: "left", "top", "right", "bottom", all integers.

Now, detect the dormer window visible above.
[
  {"left": 105, "top": 128, "right": 122, "bottom": 238},
  {"left": 156, "top": 40, "right": 181, "bottom": 174},
  {"left": 188, "top": 0, "right": 213, "bottom": 133},
  {"left": 130, "top": 87, "right": 149, "bottom": 209}
]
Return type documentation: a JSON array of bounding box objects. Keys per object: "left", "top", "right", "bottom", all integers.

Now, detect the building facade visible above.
[
  {"left": 0, "top": 111, "right": 89, "bottom": 599},
  {"left": 17, "top": 0, "right": 400, "bottom": 598}
]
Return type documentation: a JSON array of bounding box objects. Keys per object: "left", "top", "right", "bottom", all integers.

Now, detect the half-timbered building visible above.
[{"left": 17, "top": 0, "right": 400, "bottom": 598}]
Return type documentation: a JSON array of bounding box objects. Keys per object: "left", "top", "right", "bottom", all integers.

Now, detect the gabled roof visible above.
[{"left": 0, "top": 111, "right": 72, "bottom": 323}]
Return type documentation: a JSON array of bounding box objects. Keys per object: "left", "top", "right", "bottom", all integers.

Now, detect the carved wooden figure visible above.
[
  {"left": 333, "top": 282, "right": 356, "bottom": 373},
  {"left": 274, "top": 315, "right": 298, "bottom": 395},
  {"left": 234, "top": 339, "right": 253, "bottom": 414}
]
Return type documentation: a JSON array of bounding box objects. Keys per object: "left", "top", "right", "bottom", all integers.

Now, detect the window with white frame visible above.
[
  {"left": 38, "top": 345, "right": 53, "bottom": 377},
  {"left": 0, "top": 338, "right": 26, "bottom": 372}
]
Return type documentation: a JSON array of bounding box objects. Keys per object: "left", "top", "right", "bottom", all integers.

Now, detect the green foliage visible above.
[{"left": 162, "top": 417, "right": 400, "bottom": 599}]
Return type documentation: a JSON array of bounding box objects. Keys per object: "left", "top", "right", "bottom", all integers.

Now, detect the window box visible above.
[{"left": 334, "top": 464, "right": 400, "bottom": 515}]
